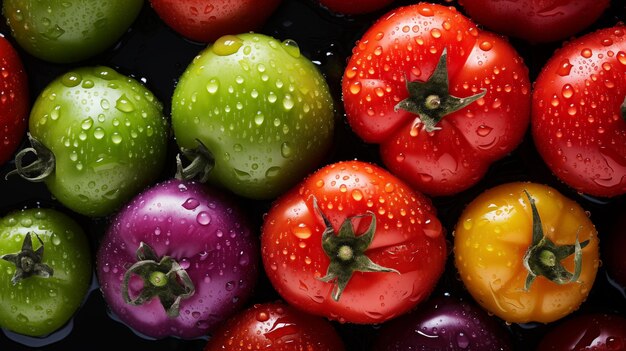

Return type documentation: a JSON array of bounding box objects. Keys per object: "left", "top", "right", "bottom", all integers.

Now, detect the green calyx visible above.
[
  {"left": 311, "top": 197, "right": 399, "bottom": 301},
  {"left": 121, "top": 242, "right": 195, "bottom": 318},
  {"left": 5, "top": 133, "right": 55, "bottom": 182},
  {"left": 394, "top": 49, "right": 486, "bottom": 132},
  {"left": 1, "top": 233, "right": 53, "bottom": 284},
  {"left": 175, "top": 139, "right": 214, "bottom": 183},
  {"left": 522, "top": 190, "right": 589, "bottom": 291}
]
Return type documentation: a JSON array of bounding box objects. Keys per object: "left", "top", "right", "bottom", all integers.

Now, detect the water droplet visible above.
[
  {"left": 456, "top": 332, "right": 470, "bottom": 349},
  {"left": 479, "top": 41, "right": 492, "bottom": 51},
  {"left": 116, "top": 94, "right": 135, "bottom": 112},
  {"left": 581, "top": 48, "right": 592, "bottom": 58},
  {"left": 617, "top": 51, "right": 626, "bottom": 65},
  {"left": 81, "top": 117, "right": 93, "bottom": 130},
  {"left": 557, "top": 59, "right": 573, "bottom": 76},
  {"left": 225, "top": 281, "right": 235, "bottom": 291},
  {"left": 254, "top": 112, "right": 265, "bottom": 125},
  {"left": 349, "top": 81, "right": 361, "bottom": 95},
  {"left": 256, "top": 312, "right": 270, "bottom": 322},
  {"left": 418, "top": 6, "right": 434, "bottom": 16},
  {"left": 51, "top": 234, "right": 61, "bottom": 246},
  {"left": 183, "top": 198, "right": 200, "bottom": 210},
  {"left": 281, "top": 142, "right": 292, "bottom": 158},
  {"left": 292, "top": 223, "right": 311, "bottom": 239},
  {"left": 213, "top": 35, "right": 243, "bottom": 56},
  {"left": 476, "top": 125, "right": 493, "bottom": 136},
  {"left": 282, "top": 39, "right": 300, "bottom": 57},
  {"left": 206, "top": 79, "right": 219, "bottom": 94},
  {"left": 351, "top": 189, "right": 363, "bottom": 201},
  {"left": 111, "top": 133, "right": 122, "bottom": 144},
  {"left": 282, "top": 95, "right": 294, "bottom": 110},
  {"left": 94, "top": 127, "right": 105, "bottom": 140},
  {"left": 197, "top": 212, "right": 211, "bottom": 225},
  {"left": 562, "top": 84, "right": 574, "bottom": 98},
  {"left": 61, "top": 72, "right": 81, "bottom": 87},
  {"left": 265, "top": 167, "right": 281, "bottom": 178},
  {"left": 384, "top": 183, "right": 394, "bottom": 193}
]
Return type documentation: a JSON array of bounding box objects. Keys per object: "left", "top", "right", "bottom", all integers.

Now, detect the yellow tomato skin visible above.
[{"left": 454, "top": 182, "right": 599, "bottom": 324}]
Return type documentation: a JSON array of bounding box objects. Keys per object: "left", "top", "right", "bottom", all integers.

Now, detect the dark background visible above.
[{"left": 0, "top": 0, "right": 625, "bottom": 350}]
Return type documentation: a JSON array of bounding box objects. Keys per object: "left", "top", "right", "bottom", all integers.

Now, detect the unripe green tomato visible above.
[
  {"left": 172, "top": 33, "right": 335, "bottom": 200},
  {"left": 25, "top": 66, "right": 169, "bottom": 217},
  {"left": 2, "top": 0, "right": 143, "bottom": 63},
  {"left": 0, "top": 208, "right": 91, "bottom": 337}
]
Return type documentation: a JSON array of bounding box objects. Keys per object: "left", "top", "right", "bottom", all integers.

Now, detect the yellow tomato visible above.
[{"left": 454, "top": 182, "right": 599, "bottom": 324}]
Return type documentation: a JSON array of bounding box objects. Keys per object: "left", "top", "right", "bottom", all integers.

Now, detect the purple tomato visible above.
[
  {"left": 96, "top": 179, "right": 258, "bottom": 339},
  {"left": 537, "top": 314, "right": 626, "bottom": 351},
  {"left": 374, "top": 296, "right": 513, "bottom": 351}
]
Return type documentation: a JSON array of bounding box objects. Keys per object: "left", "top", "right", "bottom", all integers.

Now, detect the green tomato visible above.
[
  {"left": 172, "top": 33, "right": 335, "bottom": 200},
  {"left": 0, "top": 208, "right": 91, "bottom": 337},
  {"left": 2, "top": 0, "right": 143, "bottom": 63},
  {"left": 16, "top": 66, "right": 169, "bottom": 217}
]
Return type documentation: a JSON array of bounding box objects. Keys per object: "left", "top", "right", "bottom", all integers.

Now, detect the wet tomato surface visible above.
[{"left": 0, "top": 0, "right": 624, "bottom": 350}]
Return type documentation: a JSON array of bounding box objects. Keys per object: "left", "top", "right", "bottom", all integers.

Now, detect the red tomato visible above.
[
  {"left": 537, "top": 314, "right": 626, "bottom": 351},
  {"left": 318, "top": 0, "right": 394, "bottom": 15},
  {"left": 203, "top": 302, "right": 345, "bottom": 351},
  {"left": 261, "top": 160, "right": 446, "bottom": 324},
  {"left": 459, "top": 0, "right": 609, "bottom": 43},
  {"left": 343, "top": 3, "right": 530, "bottom": 197},
  {"left": 0, "top": 35, "right": 28, "bottom": 166},
  {"left": 532, "top": 26, "right": 626, "bottom": 197},
  {"left": 150, "top": 0, "right": 282, "bottom": 43}
]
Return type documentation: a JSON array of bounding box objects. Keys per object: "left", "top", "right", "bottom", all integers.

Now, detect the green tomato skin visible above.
[
  {"left": 172, "top": 33, "right": 335, "bottom": 200},
  {"left": 30, "top": 66, "right": 169, "bottom": 217},
  {"left": 0, "top": 209, "right": 91, "bottom": 337},
  {"left": 2, "top": 0, "right": 143, "bottom": 63}
]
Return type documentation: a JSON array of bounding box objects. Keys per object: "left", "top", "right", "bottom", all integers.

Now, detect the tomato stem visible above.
[
  {"left": 394, "top": 49, "right": 486, "bottom": 132},
  {"left": 311, "top": 196, "right": 399, "bottom": 301},
  {"left": 522, "top": 190, "right": 589, "bottom": 291},
  {"left": 1, "top": 233, "right": 53, "bottom": 285},
  {"left": 5, "top": 133, "right": 55, "bottom": 183},
  {"left": 175, "top": 139, "right": 214, "bottom": 183},
  {"left": 121, "top": 242, "right": 195, "bottom": 318}
]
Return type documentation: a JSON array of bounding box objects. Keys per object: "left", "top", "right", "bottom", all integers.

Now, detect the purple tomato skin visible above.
[
  {"left": 537, "top": 314, "right": 626, "bottom": 351},
  {"left": 374, "top": 296, "right": 513, "bottom": 351},
  {"left": 96, "top": 179, "right": 258, "bottom": 339}
]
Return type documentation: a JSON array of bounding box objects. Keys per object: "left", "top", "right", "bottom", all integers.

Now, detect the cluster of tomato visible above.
[{"left": 0, "top": 0, "right": 624, "bottom": 350}]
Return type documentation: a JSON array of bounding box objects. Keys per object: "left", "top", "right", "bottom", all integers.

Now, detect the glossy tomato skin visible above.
[
  {"left": 28, "top": 66, "right": 169, "bottom": 217},
  {"left": 0, "top": 35, "right": 28, "bottom": 166},
  {"left": 374, "top": 296, "right": 513, "bottom": 351},
  {"left": 537, "top": 314, "right": 626, "bottom": 351},
  {"left": 2, "top": 0, "right": 143, "bottom": 63},
  {"left": 318, "top": 0, "right": 394, "bottom": 15},
  {"left": 172, "top": 33, "right": 334, "bottom": 200},
  {"left": 459, "top": 0, "right": 609, "bottom": 43},
  {"left": 261, "top": 160, "right": 446, "bottom": 324},
  {"left": 97, "top": 179, "right": 258, "bottom": 339},
  {"left": 204, "top": 302, "right": 345, "bottom": 351},
  {"left": 532, "top": 26, "right": 626, "bottom": 197},
  {"left": 0, "top": 208, "right": 91, "bottom": 337},
  {"left": 343, "top": 3, "right": 530, "bottom": 197},
  {"left": 150, "top": 0, "right": 281, "bottom": 43},
  {"left": 454, "top": 182, "right": 599, "bottom": 324}
]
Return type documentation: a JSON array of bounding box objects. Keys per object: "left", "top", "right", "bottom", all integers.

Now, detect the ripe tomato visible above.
[
  {"left": 0, "top": 35, "right": 28, "bottom": 166},
  {"left": 318, "top": 0, "right": 394, "bottom": 15},
  {"left": 0, "top": 208, "right": 91, "bottom": 337},
  {"left": 11, "top": 67, "right": 169, "bottom": 217},
  {"left": 204, "top": 302, "right": 345, "bottom": 351},
  {"left": 454, "top": 182, "right": 599, "bottom": 324},
  {"left": 343, "top": 3, "right": 530, "bottom": 197},
  {"left": 532, "top": 26, "right": 626, "bottom": 197},
  {"left": 2, "top": 0, "right": 143, "bottom": 63},
  {"left": 537, "top": 313, "right": 626, "bottom": 350},
  {"left": 172, "top": 33, "right": 334, "bottom": 200},
  {"left": 150, "top": 0, "right": 281, "bottom": 43},
  {"left": 261, "top": 160, "right": 446, "bottom": 324},
  {"left": 459, "top": 0, "right": 609, "bottom": 43}
]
